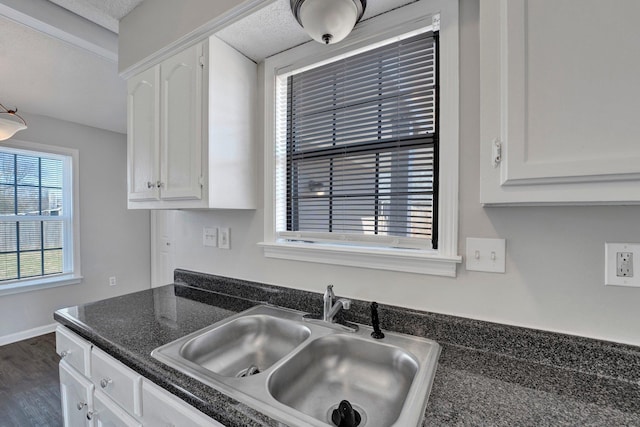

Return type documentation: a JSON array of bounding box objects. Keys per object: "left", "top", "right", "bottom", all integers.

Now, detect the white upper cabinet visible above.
[
  {"left": 127, "top": 37, "right": 256, "bottom": 209},
  {"left": 479, "top": 0, "right": 640, "bottom": 205}
]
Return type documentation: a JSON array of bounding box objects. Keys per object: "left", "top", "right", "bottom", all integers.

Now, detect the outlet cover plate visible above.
[
  {"left": 465, "top": 238, "right": 506, "bottom": 273},
  {"left": 605, "top": 243, "right": 640, "bottom": 287},
  {"left": 218, "top": 227, "right": 230, "bottom": 249}
]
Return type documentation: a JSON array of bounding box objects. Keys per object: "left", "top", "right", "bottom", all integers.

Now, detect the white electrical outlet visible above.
[
  {"left": 605, "top": 243, "right": 640, "bottom": 287},
  {"left": 109, "top": 276, "right": 116, "bottom": 287},
  {"left": 203, "top": 227, "right": 218, "bottom": 247},
  {"left": 617, "top": 252, "right": 633, "bottom": 277},
  {"left": 465, "top": 238, "right": 506, "bottom": 273},
  {"left": 218, "top": 227, "right": 230, "bottom": 249}
]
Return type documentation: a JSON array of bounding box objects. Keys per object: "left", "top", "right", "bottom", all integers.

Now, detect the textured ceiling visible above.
[
  {"left": 216, "top": 0, "right": 418, "bottom": 62},
  {"left": 0, "top": 0, "right": 420, "bottom": 134},
  {"left": 47, "top": 0, "right": 143, "bottom": 33},
  {"left": 0, "top": 15, "right": 126, "bottom": 133}
]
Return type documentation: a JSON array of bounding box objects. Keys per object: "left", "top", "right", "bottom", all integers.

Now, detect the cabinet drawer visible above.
[
  {"left": 141, "top": 380, "right": 224, "bottom": 426},
  {"left": 90, "top": 347, "right": 142, "bottom": 417},
  {"left": 56, "top": 326, "right": 92, "bottom": 376}
]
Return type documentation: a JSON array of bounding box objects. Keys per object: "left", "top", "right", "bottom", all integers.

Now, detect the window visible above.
[
  {"left": 281, "top": 32, "right": 438, "bottom": 250},
  {"left": 0, "top": 142, "right": 81, "bottom": 295},
  {"left": 262, "top": 1, "right": 460, "bottom": 276}
]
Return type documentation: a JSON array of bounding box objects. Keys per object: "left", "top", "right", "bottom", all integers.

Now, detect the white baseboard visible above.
[{"left": 0, "top": 323, "right": 58, "bottom": 347}]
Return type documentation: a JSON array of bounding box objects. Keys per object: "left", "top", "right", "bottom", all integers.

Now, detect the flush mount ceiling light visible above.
[
  {"left": 290, "top": 0, "right": 366, "bottom": 45},
  {"left": 0, "top": 103, "right": 27, "bottom": 141}
]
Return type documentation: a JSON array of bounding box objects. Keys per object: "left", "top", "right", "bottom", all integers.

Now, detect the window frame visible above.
[
  {"left": 0, "top": 140, "right": 82, "bottom": 296},
  {"left": 260, "top": 0, "right": 461, "bottom": 276}
]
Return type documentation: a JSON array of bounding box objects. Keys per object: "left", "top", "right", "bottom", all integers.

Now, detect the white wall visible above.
[
  {"left": 0, "top": 113, "right": 151, "bottom": 340},
  {"left": 157, "top": 0, "right": 640, "bottom": 347}
]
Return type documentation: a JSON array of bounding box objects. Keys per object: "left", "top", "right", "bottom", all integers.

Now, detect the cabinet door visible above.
[
  {"left": 127, "top": 66, "right": 160, "bottom": 202},
  {"left": 479, "top": 0, "right": 640, "bottom": 205},
  {"left": 159, "top": 42, "right": 204, "bottom": 201},
  {"left": 93, "top": 391, "right": 141, "bottom": 427},
  {"left": 60, "top": 361, "right": 94, "bottom": 427}
]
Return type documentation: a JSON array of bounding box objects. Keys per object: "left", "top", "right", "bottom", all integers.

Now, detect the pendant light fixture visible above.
[
  {"left": 290, "top": 0, "right": 366, "bottom": 45},
  {"left": 0, "top": 103, "right": 27, "bottom": 141}
]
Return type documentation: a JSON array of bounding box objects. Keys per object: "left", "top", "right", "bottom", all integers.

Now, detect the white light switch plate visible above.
[
  {"left": 465, "top": 238, "right": 506, "bottom": 273},
  {"left": 605, "top": 243, "right": 640, "bottom": 287},
  {"left": 203, "top": 227, "right": 218, "bottom": 247}
]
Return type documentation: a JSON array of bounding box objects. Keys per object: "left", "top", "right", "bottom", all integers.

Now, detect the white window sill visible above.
[
  {"left": 0, "top": 274, "right": 83, "bottom": 297},
  {"left": 259, "top": 242, "right": 462, "bottom": 277}
]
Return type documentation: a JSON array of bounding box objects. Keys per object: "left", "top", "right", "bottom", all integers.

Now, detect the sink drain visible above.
[
  {"left": 235, "top": 364, "right": 260, "bottom": 377},
  {"left": 327, "top": 401, "right": 366, "bottom": 427}
]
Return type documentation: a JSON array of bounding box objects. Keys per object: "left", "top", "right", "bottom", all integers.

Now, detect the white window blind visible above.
[
  {"left": 0, "top": 148, "right": 73, "bottom": 282},
  {"left": 275, "top": 31, "right": 438, "bottom": 250}
]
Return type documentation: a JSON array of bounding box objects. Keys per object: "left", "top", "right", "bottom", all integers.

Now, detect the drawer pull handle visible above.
[
  {"left": 60, "top": 350, "right": 70, "bottom": 358},
  {"left": 100, "top": 378, "right": 113, "bottom": 388}
]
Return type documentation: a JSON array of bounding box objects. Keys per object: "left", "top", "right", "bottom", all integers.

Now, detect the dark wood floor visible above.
[{"left": 0, "top": 333, "right": 62, "bottom": 427}]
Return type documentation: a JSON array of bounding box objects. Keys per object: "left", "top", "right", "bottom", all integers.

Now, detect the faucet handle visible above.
[
  {"left": 339, "top": 299, "right": 351, "bottom": 310},
  {"left": 370, "top": 301, "right": 385, "bottom": 339}
]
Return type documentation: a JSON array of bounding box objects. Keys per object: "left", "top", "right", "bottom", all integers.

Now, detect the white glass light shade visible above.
[
  {"left": 295, "top": 0, "right": 364, "bottom": 45},
  {"left": 0, "top": 116, "right": 27, "bottom": 141}
]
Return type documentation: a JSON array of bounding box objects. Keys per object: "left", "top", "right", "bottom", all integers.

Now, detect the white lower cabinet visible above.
[{"left": 57, "top": 326, "right": 226, "bottom": 427}]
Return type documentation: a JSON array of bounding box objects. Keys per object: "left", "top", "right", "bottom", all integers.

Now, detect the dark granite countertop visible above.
[{"left": 54, "top": 270, "right": 640, "bottom": 426}]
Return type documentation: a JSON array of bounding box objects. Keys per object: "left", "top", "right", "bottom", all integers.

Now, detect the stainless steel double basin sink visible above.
[{"left": 151, "top": 305, "right": 440, "bottom": 427}]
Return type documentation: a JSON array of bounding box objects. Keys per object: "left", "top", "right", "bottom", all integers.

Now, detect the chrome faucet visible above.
[{"left": 323, "top": 285, "right": 351, "bottom": 323}]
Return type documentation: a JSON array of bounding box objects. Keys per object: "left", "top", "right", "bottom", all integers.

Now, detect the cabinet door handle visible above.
[
  {"left": 86, "top": 411, "right": 94, "bottom": 420},
  {"left": 60, "top": 350, "right": 69, "bottom": 358},
  {"left": 100, "top": 377, "right": 113, "bottom": 388},
  {"left": 156, "top": 181, "right": 164, "bottom": 188},
  {"left": 147, "top": 181, "right": 155, "bottom": 189},
  {"left": 77, "top": 401, "right": 87, "bottom": 411}
]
